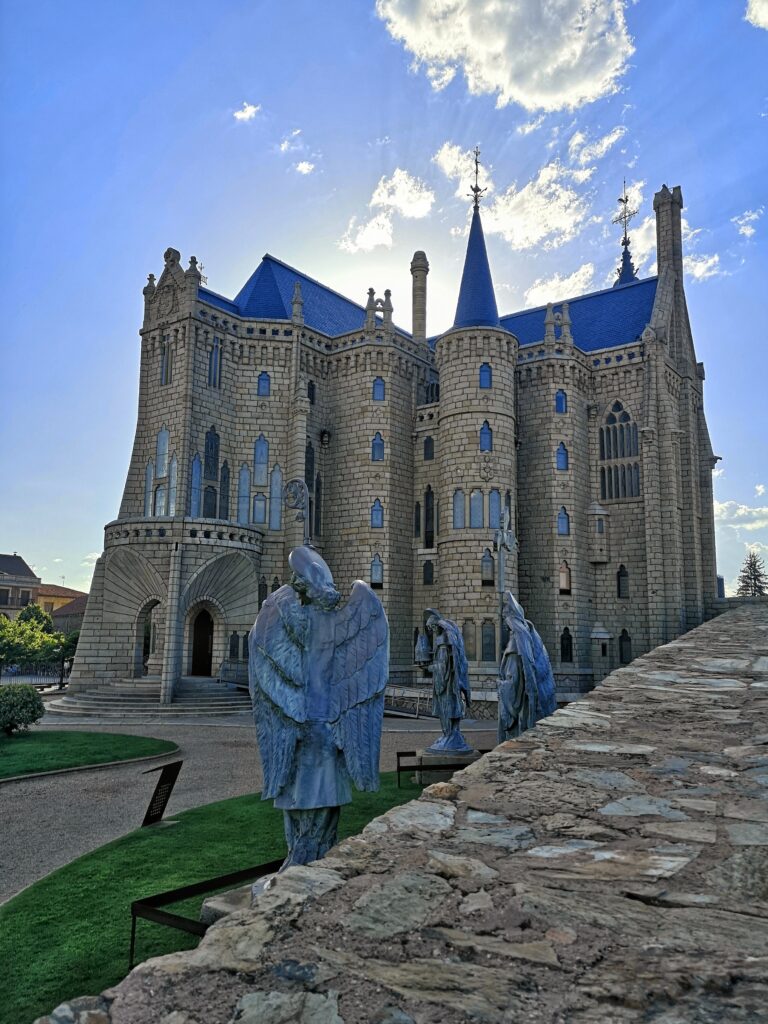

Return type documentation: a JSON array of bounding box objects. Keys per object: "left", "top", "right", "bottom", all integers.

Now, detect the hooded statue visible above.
[
  {"left": 497, "top": 592, "right": 557, "bottom": 741},
  {"left": 424, "top": 608, "right": 472, "bottom": 754},
  {"left": 249, "top": 546, "right": 388, "bottom": 871}
]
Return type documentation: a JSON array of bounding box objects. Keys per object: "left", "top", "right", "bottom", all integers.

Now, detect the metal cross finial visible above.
[
  {"left": 612, "top": 178, "right": 638, "bottom": 248},
  {"left": 468, "top": 145, "right": 487, "bottom": 209}
]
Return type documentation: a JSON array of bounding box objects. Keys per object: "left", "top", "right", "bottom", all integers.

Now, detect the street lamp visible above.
[
  {"left": 283, "top": 478, "right": 312, "bottom": 547},
  {"left": 494, "top": 507, "right": 517, "bottom": 661}
]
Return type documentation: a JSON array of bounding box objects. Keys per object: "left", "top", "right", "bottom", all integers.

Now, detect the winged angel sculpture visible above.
[
  {"left": 497, "top": 592, "right": 557, "bottom": 741},
  {"left": 249, "top": 546, "right": 388, "bottom": 871}
]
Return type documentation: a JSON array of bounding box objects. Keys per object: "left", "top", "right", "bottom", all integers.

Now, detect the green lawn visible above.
[
  {"left": 0, "top": 772, "right": 421, "bottom": 1024},
  {"left": 0, "top": 731, "right": 178, "bottom": 779}
]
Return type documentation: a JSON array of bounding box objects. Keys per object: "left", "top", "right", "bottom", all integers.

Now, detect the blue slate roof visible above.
[
  {"left": 198, "top": 254, "right": 409, "bottom": 339},
  {"left": 454, "top": 207, "right": 499, "bottom": 329},
  {"left": 500, "top": 276, "right": 657, "bottom": 352}
]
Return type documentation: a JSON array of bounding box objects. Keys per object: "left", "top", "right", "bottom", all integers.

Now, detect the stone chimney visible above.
[
  {"left": 410, "top": 250, "right": 429, "bottom": 344},
  {"left": 653, "top": 184, "right": 684, "bottom": 278}
]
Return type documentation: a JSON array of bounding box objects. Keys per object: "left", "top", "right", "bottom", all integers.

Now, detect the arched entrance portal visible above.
[{"left": 191, "top": 609, "right": 214, "bottom": 676}]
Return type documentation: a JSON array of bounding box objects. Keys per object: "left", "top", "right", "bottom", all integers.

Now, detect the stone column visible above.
[
  {"left": 410, "top": 251, "right": 429, "bottom": 346},
  {"left": 160, "top": 542, "right": 183, "bottom": 704}
]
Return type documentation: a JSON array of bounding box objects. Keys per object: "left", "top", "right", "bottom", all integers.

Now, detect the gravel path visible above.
[{"left": 0, "top": 716, "right": 497, "bottom": 905}]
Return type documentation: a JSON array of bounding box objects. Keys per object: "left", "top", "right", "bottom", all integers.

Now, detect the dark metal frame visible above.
[
  {"left": 129, "top": 858, "right": 284, "bottom": 968},
  {"left": 395, "top": 749, "right": 491, "bottom": 788}
]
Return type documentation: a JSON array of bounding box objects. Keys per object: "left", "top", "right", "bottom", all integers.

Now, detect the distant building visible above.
[
  {"left": 52, "top": 594, "right": 89, "bottom": 634},
  {"left": 0, "top": 554, "right": 40, "bottom": 620},
  {"left": 70, "top": 181, "right": 718, "bottom": 704},
  {"left": 37, "top": 584, "right": 88, "bottom": 616}
]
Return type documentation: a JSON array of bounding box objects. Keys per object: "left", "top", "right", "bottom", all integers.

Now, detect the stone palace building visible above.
[{"left": 70, "top": 181, "right": 718, "bottom": 703}]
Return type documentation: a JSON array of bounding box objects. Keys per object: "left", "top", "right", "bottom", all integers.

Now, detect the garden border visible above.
[{"left": 0, "top": 745, "right": 180, "bottom": 786}]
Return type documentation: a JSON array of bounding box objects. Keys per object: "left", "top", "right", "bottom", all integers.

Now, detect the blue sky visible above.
[{"left": 1, "top": 0, "right": 766, "bottom": 594}]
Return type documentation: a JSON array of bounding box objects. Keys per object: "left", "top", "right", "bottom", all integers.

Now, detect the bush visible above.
[{"left": 0, "top": 685, "right": 45, "bottom": 736}]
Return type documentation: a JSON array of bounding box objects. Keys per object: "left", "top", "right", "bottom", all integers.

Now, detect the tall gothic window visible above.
[
  {"left": 371, "top": 432, "right": 384, "bottom": 461},
  {"left": 307, "top": 380, "right": 316, "bottom": 404},
  {"left": 204, "top": 426, "right": 219, "bottom": 480},
  {"left": 424, "top": 486, "right": 435, "bottom": 548},
  {"left": 556, "top": 442, "right": 569, "bottom": 471},
  {"left": 470, "top": 489, "right": 484, "bottom": 528},
  {"left": 305, "top": 440, "right": 315, "bottom": 488},
  {"left": 370, "top": 553, "right": 383, "bottom": 589},
  {"left": 617, "top": 564, "right": 630, "bottom": 599},
  {"left": 203, "top": 485, "right": 217, "bottom": 518},
  {"left": 489, "top": 489, "right": 501, "bottom": 529},
  {"left": 190, "top": 454, "right": 202, "bottom": 516},
  {"left": 423, "top": 560, "right": 434, "bottom": 585},
  {"left": 505, "top": 490, "right": 512, "bottom": 527},
  {"left": 252, "top": 493, "right": 267, "bottom": 524},
  {"left": 463, "top": 621, "right": 476, "bottom": 661},
  {"left": 168, "top": 455, "right": 178, "bottom": 516},
  {"left": 254, "top": 434, "right": 269, "bottom": 486},
  {"left": 237, "top": 464, "right": 250, "bottom": 525},
  {"left": 479, "top": 362, "right": 492, "bottom": 389},
  {"left": 414, "top": 501, "right": 421, "bottom": 538},
  {"left": 271, "top": 577, "right": 280, "bottom": 592},
  {"left": 257, "top": 371, "right": 271, "bottom": 397},
  {"left": 219, "top": 462, "right": 229, "bottom": 520},
  {"left": 314, "top": 474, "right": 322, "bottom": 537},
  {"left": 560, "top": 627, "right": 573, "bottom": 663},
  {"left": 153, "top": 484, "right": 167, "bottom": 517},
  {"left": 372, "top": 377, "right": 385, "bottom": 401},
  {"left": 371, "top": 498, "right": 384, "bottom": 528},
  {"left": 619, "top": 629, "right": 632, "bottom": 665},
  {"left": 453, "top": 489, "right": 465, "bottom": 529},
  {"left": 144, "top": 460, "right": 154, "bottom": 517},
  {"left": 555, "top": 390, "right": 567, "bottom": 414},
  {"left": 481, "top": 549, "right": 494, "bottom": 586},
  {"left": 599, "top": 401, "right": 641, "bottom": 500},
  {"left": 557, "top": 506, "right": 570, "bottom": 535},
  {"left": 156, "top": 426, "right": 169, "bottom": 478},
  {"left": 424, "top": 436, "right": 434, "bottom": 461},
  {"left": 269, "top": 465, "right": 283, "bottom": 530},
  {"left": 559, "top": 560, "right": 571, "bottom": 594},
  {"left": 479, "top": 420, "right": 493, "bottom": 451},
  {"left": 208, "top": 337, "right": 221, "bottom": 388},
  {"left": 258, "top": 576, "right": 268, "bottom": 608},
  {"left": 160, "top": 340, "right": 172, "bottom": 386},
  {"left": 481, "top": 621, "right": 496, "bottom": 663}
]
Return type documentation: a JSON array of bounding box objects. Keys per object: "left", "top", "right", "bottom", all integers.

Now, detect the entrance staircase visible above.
[{"left": 44, "top": 676, "right": 252, "bottom": 720}]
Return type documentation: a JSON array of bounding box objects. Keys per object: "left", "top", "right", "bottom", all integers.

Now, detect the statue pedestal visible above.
[{"left": 415, "top": 748, "right": 482, "bottom": 785}]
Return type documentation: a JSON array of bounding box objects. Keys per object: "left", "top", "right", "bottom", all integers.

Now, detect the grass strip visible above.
[
  {"left": 0, "top": 731, "right": 178, "bottom": 780},
  {"left": 0, "top": 772, "right": 421, "bottom": 1024}
]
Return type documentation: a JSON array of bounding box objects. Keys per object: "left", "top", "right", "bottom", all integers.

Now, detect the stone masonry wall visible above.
[{"left": 42, "top": 604, "right": 768, "bottom": 1024}]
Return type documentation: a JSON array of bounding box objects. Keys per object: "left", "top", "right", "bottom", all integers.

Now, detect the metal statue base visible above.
[{"left": 415, "top": 748, "right": 482, "bottom": 785}]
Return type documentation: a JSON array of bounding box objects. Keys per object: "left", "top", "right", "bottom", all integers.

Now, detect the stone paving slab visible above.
[{"left": 34, "top": 606, "right": 768, "bottom": 1023}]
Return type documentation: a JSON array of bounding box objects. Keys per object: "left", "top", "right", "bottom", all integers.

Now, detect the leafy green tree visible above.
[
  {"left": 17, "top": 602, "right": 54, "bottom": 633},
  {"left": 736, "top": 550, "right": 768, "bottom": 597},
  {"left": 0, "top": 618, "right": 64, "bottom": 679}
]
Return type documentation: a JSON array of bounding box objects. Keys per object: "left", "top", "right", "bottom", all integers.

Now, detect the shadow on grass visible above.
[{"left": 0, "top": 772, "right": 422, "bottom": 1024}]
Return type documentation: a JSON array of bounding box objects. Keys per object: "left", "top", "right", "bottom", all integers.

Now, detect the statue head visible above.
[
  {"left": 288, "top": 546, "right": 341, "bottom": 611},
  {"left": 425, "top": 608, "right": 442, "bottom": 636},
  {"left": 503, "top": 592, "right": 527, "bottom": 627}
]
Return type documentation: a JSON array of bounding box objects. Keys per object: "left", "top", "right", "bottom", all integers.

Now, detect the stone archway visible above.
[
  {"left": 183, "top": 598, "right": 226, "bottom": 679},
  {"left": 191, "top": 609, "right": 214, "bottom": 676},
  {"left": 133, "top": 598, "right": 161, "bottom": 678}
]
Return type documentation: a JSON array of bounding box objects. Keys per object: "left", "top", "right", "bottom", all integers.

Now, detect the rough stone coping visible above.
[{"left": 35, "top": 606, "right": 768, "bottom": 1024}]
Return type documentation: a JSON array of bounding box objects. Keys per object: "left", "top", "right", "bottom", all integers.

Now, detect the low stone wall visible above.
[{"left": 37, "top": 605, "right": 768, "bottom": 1024}]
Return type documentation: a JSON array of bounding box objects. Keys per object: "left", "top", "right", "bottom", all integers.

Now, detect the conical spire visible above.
[
  {"left": 614, "top": 241, "right": 638, "bottom": 286},
  {"left": 453, "top": 205, "right": 499, "bottom": 329}
]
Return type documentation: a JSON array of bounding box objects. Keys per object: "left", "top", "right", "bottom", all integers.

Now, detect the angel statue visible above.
[
  {"left": 249, "top": 545, "right": 389, "bottom": 872},
  {"left": 497, "top": 592, "right": 557, "bottom": 741},
  {"left": 424, "top": 609, "right": 473, "bottom": 754}
]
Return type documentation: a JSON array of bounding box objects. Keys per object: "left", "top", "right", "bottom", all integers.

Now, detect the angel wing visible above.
[
  {"left": 248, "top": 585, "right": 308, "bottom": 799},
  {"left": 329, "top": 580, "right": 389, "bottom": 792},
  {"left": 528, "top": 622, "right": 557, "bottom": 717}
]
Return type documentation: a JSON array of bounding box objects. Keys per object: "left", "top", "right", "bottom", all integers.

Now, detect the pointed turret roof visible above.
[
  {"left": 613, "top": 241, "right": 638, "bottom": 287},
  {"left": 453, "top": 206, "right": 499, "bottom": 329}
]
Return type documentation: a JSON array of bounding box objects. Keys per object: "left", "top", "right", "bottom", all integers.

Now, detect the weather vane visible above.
[
  {"left": 612, "top": 178, "right": 638, "bottom": 248},
  {"left": 468, "top": 145, "right": 487, "bottom": 209}
]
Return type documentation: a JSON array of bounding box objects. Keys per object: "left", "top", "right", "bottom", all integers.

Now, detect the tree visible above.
[
  {"left": 0, "top": 618, "right": 64, "bottom": 680},
  {"left": 736, "top": 551, "right": 768, "bottom": 597},
  {"left": 17, "top": 602, "right": 54, "bottom": 633},
  {"left": 0, "top": 684, "right": 45, "bottom": 735}
]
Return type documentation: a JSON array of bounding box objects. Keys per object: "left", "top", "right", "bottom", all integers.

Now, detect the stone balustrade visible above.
[{"left": 36, "top": 604, "right": 768, "bottom": 1023}]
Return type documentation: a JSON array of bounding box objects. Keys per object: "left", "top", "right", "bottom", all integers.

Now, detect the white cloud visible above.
[
  {"left": 376, "top": 0, "right": 635, "bottom": 112},
  {"left": 523, "top": 262, "right": 596, "bottom": 307},
  {"left": 517, "top": 115, "right": 545, "bottom": 136},
  {"left": 232, "top": 101, "right": 261, "bottom": 122},
  {"left": 568, "top": 125, "right": 627, "bottom": 166},
  {"left": 746, "top": 0, "right": 768, "bottom": 29},
  {"left": 732, "top": 207, "right": 764, "bottom": 238},
  {"left": 81, "top": 552, "right": 101, "bottom": 567},
  {"left": 295, "top": 161, "right": 315, "bottom": 175},
  {"left": 714, "top": 500, "right": 768, "bottom": 532},
  {"left": 627, "top": 210, "right": 723, "bottom": 281},
  {"left": 712, "top": 466, "right": 725, "bottom": 479},
  {"left": 757, "top": 484, "right": 766, "bottom": 497},
  {"left": 339, "top": 211, "right": 394, "bottom": 254},
  {"left": 683, "top": 253, "right": 722, "bottom": 281},
  {"left": 370, "top": 168, "right": 435, "bottom": 218},
  {"left": 280, "top": 128, "right": 302, "bottom": 152},
  {"left": 433, "top": 142, "right": 496, "bottom": 199},
  {"left": 53, "top": 557, "right": 63, "bottom": 563},
  {"left": 484, "top": 161, "right": 591, "bottom": 251}
]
